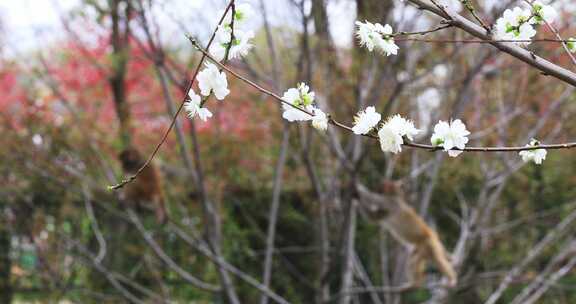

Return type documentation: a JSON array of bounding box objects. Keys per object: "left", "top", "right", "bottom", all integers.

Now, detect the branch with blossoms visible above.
[
  {"left": 107, "top": 1, "right": 238, "bottom": 190},
  {"left": 185, "top": 36, "right": 573, "bottom": 158},
  {"left": 109, "top": 0, "right": 576, "bottom": 191},
  {"left": 356, "top": 18, "right": 575, "bottom": 45},
  {"left": 406, "top": 0, "right": 576, "bottom": 87},
  {"left": 522, "top": 0, "right": 576, "bottom": 67},
  {"left": 386, "top": 1, "right": 576, "bottom": 50}
]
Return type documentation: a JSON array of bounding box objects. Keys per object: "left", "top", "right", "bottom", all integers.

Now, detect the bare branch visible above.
[{"left": 484, "top": 207, "right": 576, "bottom": 304}]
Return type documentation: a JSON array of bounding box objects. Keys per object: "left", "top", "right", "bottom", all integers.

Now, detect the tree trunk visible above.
[{"left": 109, "top": 0, "right": 133, "bottom": 148}]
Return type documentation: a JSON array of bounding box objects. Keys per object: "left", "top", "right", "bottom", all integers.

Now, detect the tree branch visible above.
[{"left": 405, "top": 0, "right": 576, "bottom": 87}]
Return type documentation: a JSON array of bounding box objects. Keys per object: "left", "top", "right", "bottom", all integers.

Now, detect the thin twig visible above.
[
  {"left": 460, "top": 0, "right": 491, "bottom": 33},
  {"left": 81, "top": 185, "right": 107, "bottom": 264},
  {"left": 169, "top": 223, "right": 291, "bottom": 304},
  {"left": 484, "top": 208, "right": 576, "bottom": 304},
  {"left": 127, "top": 210, "right": 221, "bottom": 292},
  {"left": 391, "top": 23, "right": 453, "bottom": 37}
]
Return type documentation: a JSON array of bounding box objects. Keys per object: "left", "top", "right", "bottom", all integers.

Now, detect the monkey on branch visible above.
[
  {"left": 355, "top": 180, "right": 457, "bottom": 289},
  {"left": 118, "top": 147, "right": 168, "bottom": 224}
]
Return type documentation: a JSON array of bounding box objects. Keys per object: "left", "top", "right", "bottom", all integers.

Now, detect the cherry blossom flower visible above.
[
  {"left": 378, "top": 125, "right": 404, "bottom": 154},
  {"left": 282, "top": 83, "right": 315, "bottom": 122},
  {"left": 224, "top": 3, "right": 254, "bottom": 27},
  {"left": 355, "top": 21, "right": 399, "bottom": 56},
  {"left": 184, "top": 90, "right": 213, "bottom": 121},
  {"left": 209, "top": 3, "right": 255, "bottom": 62},
  {"left": 352, "top": 106, "right": 381, "bottom": 135},
  {"left": 312, "top": 108, "right": 329, "bottom": 131},
  {"left": 431, "top": 119, "right": 470, "bottom": 157},
  {"left": 494, "top": 7, "right": 536, "bottom": 46},
  {"left": 209, "top": 27, "right": 254, "bottom": 62},
  {"left": 386, "top": 114, "right": 420, "bottom": 141},
  {"left": 197, "top": 63, "right": 230, "bottom": 100},
  {"left": 282, "top": 104, "right": 313, "bottom": 122},
  {"left": 519, "top": 139, "right": 548, "bottom": 165},
  {"left": 377, "top": 114, "right": 420, "bottom": 154},
  {"left": 530, "top": 1, "right": 558, "bottom": 24},
  {"left": 228, "top": 30, "right": 254, "bottom": 58}
]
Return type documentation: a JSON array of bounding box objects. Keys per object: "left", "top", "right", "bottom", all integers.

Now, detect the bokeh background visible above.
[{"left": 2, "top": 0, "right": 576, "bottom": 303}]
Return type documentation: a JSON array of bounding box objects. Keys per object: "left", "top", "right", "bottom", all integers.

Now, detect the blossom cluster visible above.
[
  {"left": 519, "top": 139, "right": 548, "bottom": 165},
  {"left": 183, "top": 5, "right": 551, "bottom": 166},
  {"left": 378, "top": 114, "right": 420, "bottom": 154},
  {"left": 355, "top": 21, "right": 399, "bottom": 56},
  {"left": 280, "top": 87, "right": 464, "bottom": 157},
  {"left": 279, "top": 86, "right": 548, "bottom": 164},
  {"left": 493, "top": 1, "right": 558, "bottom": 46},
  {"left": 348, "top": 107, "right": 469, "bottom": 157},
  {"left": 281, "top": 83, "right": 328, "bottom": 131},
  {"left": 185, "top": 3, "right": 255, "bottom": 122},
  {"left": 209, "top": 3, "right": 255, "bottom": 62}
]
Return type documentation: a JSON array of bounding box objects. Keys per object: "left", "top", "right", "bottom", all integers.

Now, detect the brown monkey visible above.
[
  {"left": 356, "top": 181, "right": 457, "bottom": 289},
  {"left": 119, "top": 147, "right": 167, "bottom": 224}
]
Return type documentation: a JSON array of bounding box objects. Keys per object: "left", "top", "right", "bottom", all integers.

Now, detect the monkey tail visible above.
[{"left": 428, "top": 237, "right": 457, "bottom": 287}]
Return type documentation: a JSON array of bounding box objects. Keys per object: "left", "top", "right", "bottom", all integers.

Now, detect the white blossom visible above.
[
  {"left": 431, "top": 119, "right": 470, "bottom": 157},
  {"left": 184, "top": 90, "right": 213, "bottom": 121},
  {"left": 355, "top": 21, "right": 399, "bottom": 56},
  {"left": 197, "top": 108, "right": 213, "bottom": 121},
  {"left": 197, "top": 63, "right": 230, "bottom": 100},
  {"left": 209, "top": 26, "right": 231, "bottom": 61},
  {"left": 224, "top": 3, "right": 254, "bottom": 26},
  {"left": 530, "top": 1, "right": 558, "bottom": 24},
  {"left": 376, "top": 114, "right": 420, "bottom": 154},
  {"left": 209, "top": 44, "right": 227, "bottom": 63},
  {"left": 210, "top": 3, "right": 255, "bottom": 62},
  {"left": 312, "top": 108, "right": 329, "bottom": 131},
  {"left": 378, "top": 125, "right": 404, "bottom": 154},
  {"left": 519, "top": 139, "right": 547, "bottom": 165},
  {"left": 375, "top": 24, "right": 399, "bottom": 56},
  {"left": 209, "top": 27, "right": 254, "bottom": 62},
  {"left": 386, "top": 114, "right": 420, "bottom": 140},
  {"left": 229, "top": 30, "right": 254, "bottom": 58},
  {"left": 281, "top": 83, "right": 315, "bottom": 122},
  {"left": 493, "top": 7, "right": 536, "bottom": 46},
  {"left": 505, "top": 7, "right": 532, "bottom": 27},
  {"left": 282, "top": 104, "right": 313, "bottom": 122},
  {"left": 352, "top": 106, "right": 381, "bottom": 135},
  {"left": 516, "top": 23, "right": 537, "bottom": 43},
  {"left": 356, "top": 21, "right": 377, "bottom": 51}
]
